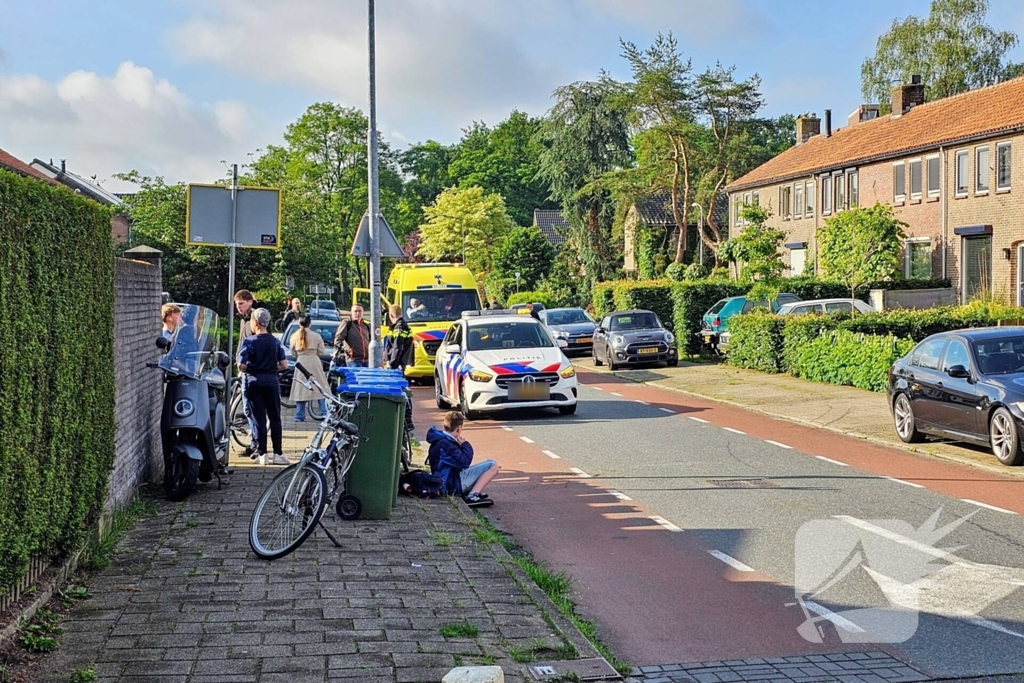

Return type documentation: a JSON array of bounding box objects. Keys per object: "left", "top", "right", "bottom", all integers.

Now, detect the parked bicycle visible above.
[{"left": 248, "top": 363, "right": 365, "bottom": 560}]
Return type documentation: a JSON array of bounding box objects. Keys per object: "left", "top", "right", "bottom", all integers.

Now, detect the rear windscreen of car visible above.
[
  {"left": 283, "top": 323, "right": 339, "bottom": 349},
  {"left": 707, "top": 300, "right": 727, "bottom": 315},
  {"left": 466, "top": 322, "right": 554, "bottom": 350},
  {"left": 312, "top": 301, "right": 337, "bottom": 310},
  {"left": 973, "top": 337, "right": 1024, "bottom": 375},
  {"left": 610, "top": 313, "right": 660, "bottom": 331}
]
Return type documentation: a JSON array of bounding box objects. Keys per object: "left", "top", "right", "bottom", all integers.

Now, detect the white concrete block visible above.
[{"left": 441, "top": 666, "right": 504, "bottom": 683}]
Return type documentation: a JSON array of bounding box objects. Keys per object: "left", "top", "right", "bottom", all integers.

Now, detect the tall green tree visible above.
[
  {"left": 396, "top": 140, "right": 456, "bottom": 235},
  {"left": 861, "top": 0, "right": 1020, "bottom": 107},
  {"left": 538, "top": 80, "right": 633, "bottom": 298},
  {"left": 492, "top": 227, "right": 556, "bottom": 290},
  {"left": 417, "top": 186, "right": 516, "bottom": 272},
  {"left": 718, "top": 204, "right": 785, "bottom": 283},
  {"left": 818, "top": 203, "right": 908, "bottom": 303}
]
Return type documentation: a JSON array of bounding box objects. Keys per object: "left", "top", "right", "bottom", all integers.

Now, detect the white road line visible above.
[
  {"left": 634, "top": 399, "right": 649, "bottom": 405},
  {"left": 650, "top": 516, "right": 682, "bottom": 532},
  {"left": 607, "top": 490, "right": 632, "bottom": 501},
  {"left": 610, "top": 392, "right": 623, "bottom": 397},
  {"left": 708, "top": 550, "right": 754, "bottom": 572},
  {"left": 688, "top": 416, "right": 709, "bottom": 424},
  {"left": 801, "top": 600, "right": 866, "bottom": 634},
  {"left": 501, "top": 426, "right": 514, "bottom": 432},
  {"left": 659, "top": 407, "right": 675, "bottom": 414},
  {"left": 569, "top": 467, "right": 592, "bottom": 478},
  {"left": 542, "top": 450, "right": 561, "bottom": 459},
  {"left": 962, "top": 499, "right": 1017, "bottom": 515},
  {"left": 765, "top": 440, "right": 793, "bottom": 449},
  {"left": 882, "top": 475, "right": 924, "bottom": 489},
  {"left": 519, "top": 436, "right": 534, "bottom": 444},
  {"left": 591, "top": 386, "right": 604, "bottom": 391},
  {"left": 723, "top": 427, "right": 746, "bottom": 435},
  {"left": 815, "top": 456, "right": 849, "bottom": 467}
]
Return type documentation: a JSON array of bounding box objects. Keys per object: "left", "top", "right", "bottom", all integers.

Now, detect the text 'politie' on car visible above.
[{"left": 887, "top": 327, "right": 1024, "bottom": 466}]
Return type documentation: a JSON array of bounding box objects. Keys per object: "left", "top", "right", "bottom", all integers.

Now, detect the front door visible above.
[
  {"left": 934, "top": 338, "right": 982, "bottom": 437},
  {"left": 962, "top": 235, "right": 992, "bottom": 302}
]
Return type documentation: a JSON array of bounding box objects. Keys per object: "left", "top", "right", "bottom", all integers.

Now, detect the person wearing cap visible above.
[{"left": 237, "top": 308, "right": 290, "bottom": 466}]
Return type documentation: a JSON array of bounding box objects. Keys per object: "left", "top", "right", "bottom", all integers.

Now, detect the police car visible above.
[{"left": 434, "top": 311, "right": 578, "bottom": 419}]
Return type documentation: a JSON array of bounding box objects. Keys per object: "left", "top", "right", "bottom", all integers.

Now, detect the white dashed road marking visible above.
[
  {"left": 501, "top": 426, "right": 514, "bottom": 432},
  {"left": 815, "top": 456, "right": 849, "bottom": 467},
  {"left": 765, "top": 440, "right": 793, "bottom": 449},
  {"left": 708, "top": 550, "right": 754, "bottom": 572},
  {"left": 723, "top": 427, "right": 746, "bottom": 435},
  {"left": 569, "top": 467, "right": 592, "bottom": 478},
  {"left": 962, "top": 499, "right": 1017, "bottom": 515},
  {"left": 650, "top": 516, "right": 682, "bottom": 532},
  {"left": 611, "top": 392, "right": 623, "bottom": 397},
  {"left": 882, "top": 475, "right": 924, "bottom": 488},
  {"left": 688, "top": 416, "right": 709, "bottom": 424},
  {"left": 801, "top": 600, "right": 866, "bottom": 634},
  {"left": 591, "top": 386, "right": 604, "bottom": 391},
  {"left": 607, "top": 490, "right": 632, "bottom": 501},
  {"left": 659, "top": 407, "right": 675, "bottom": 414},
  {"left": 519, "top": 436, "right": 534, "bottom": 444},
  {"left": 634, "top": 400, "right": 649, "bottom": 405},
  {"left": 542, "top": 450, "right": 561, "bottom": 459}
]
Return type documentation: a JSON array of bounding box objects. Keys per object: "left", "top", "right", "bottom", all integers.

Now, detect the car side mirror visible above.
[
  {"left": 556, "top": 339, "right": 568, "bottom": 349},
  {"left": 947, "top": 364, "right": 970, "bottom": 379},
  {"left": 155, "top": 336, "right": 172, "bottom": 350},
  {"left": 595, "top": 327, "right": 604, "bottom": 334},
  {"left": 445, "top": 343, "right": 461, "bottom": 355}
]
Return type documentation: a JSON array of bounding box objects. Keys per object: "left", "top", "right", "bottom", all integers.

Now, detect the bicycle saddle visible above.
[{"left": 336, "top": 419, "right": 359, "bottom": 436}]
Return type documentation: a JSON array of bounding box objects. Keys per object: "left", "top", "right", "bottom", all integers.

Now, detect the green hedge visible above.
[
  {"left": 788, "top": 330, "right": 916, "bottom": 392},
  {"left": 611, "top": 281, "right": 675, "bottom": 331},
  {"left": 0, "top": 170, "right": 116, "bottom": 593},
  {"left": 506, "top": 290, "right": 556, "bottom": 309},
  {"left": 726, "top": 311, "right": 786, "bottom": 373},
  {"left": 784, "top": 276, "right": 953, "bottom": 302},
  {"left": 670, "top": 282, "right": 746, "bottom": 354},
  {"left": 592, "top": 282, "right": 616, "bottom": 318}
]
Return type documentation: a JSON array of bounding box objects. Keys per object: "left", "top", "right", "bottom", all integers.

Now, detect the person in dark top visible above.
[
  {"left": 334, "top": 304, "right": 371, "bottom": 367},
  {"left": 281, "top": 297, "right": 303, "bottom": 330},
  {"left": 237, "top": 308, "right": 290, "bottom": 466},
  {"left": 383, "top": 303, "right": 415, "bottom": 431},
  {"left": 426, "top": 411, "right": 497, "bottom": 507}
]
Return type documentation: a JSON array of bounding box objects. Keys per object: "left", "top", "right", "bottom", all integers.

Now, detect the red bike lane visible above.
[{"left": 408, "top": 370, "right": 1024, "bottom": 666}]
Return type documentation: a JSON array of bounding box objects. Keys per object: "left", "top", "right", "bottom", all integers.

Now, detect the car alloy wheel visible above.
[
  {"left": 990, "top": 407, "right": 1023, "bottom": 466},
  {"left": 893, "top": 393, "right": 923, "bottom": 443}
]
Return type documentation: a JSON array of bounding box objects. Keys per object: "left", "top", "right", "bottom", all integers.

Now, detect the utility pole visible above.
[
  {"left": 225, "top": 163, "right": 239, "bottom": 436},
  {"left": 366, "top": 0, "right": 383, "bottom": 366}
]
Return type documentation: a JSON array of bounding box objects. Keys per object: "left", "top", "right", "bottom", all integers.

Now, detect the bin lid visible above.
[{"left": 342, "top": 384, "right": 407, "bottom": 396}]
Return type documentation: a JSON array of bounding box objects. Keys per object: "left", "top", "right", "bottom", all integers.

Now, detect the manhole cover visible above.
[
  {"left": 705, "top": 478, "right": 779, "bottom": 489},
  {"left": 529, "top": 657, "right": 621, "bottom": 681}
]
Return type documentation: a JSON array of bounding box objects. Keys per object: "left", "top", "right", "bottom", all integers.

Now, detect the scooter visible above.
[{"left": 153, "top": 304, "right": 232, "bottom": 501}]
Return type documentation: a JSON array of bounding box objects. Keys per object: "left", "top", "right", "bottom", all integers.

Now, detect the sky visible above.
[{"left": 1, "top": 0, "right": 1023, "bottom": 192}]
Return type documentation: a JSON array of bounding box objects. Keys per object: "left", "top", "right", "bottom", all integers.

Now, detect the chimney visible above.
[
  {"left": 848, "top": 104, "right": 880, "bottom": 127},
  {"left": 795, "top": 113, "right": 820, "bottom": 145},
  {"left": 825, "top": 109, "right": 832, "bottom": 138},
  {"left": 60, "top": 159, "right": 66, "bottom": 174},
  {"left": 890, "top": 75, "right": 925, "bottom": 118}
]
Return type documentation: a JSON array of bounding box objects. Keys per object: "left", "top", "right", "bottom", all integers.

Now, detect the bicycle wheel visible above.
[
  {"left": 249, "top": 464, "right": 326, "bottom": 560},
  {"left": 309, "top": 400, "right": 325, "bottom": 421},
  {"left": 229, "top": 393, "right": 250, "bottom": 448}
]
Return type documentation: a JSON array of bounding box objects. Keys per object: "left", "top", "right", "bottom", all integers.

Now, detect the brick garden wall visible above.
[{"left": 108, "top": 257, "right": 163, "bottom": 510}]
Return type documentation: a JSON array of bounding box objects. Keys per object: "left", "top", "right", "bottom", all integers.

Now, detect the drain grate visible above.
[
  {"left": 705, "top": 478, "right": 780, "bottom": 489},
  {"left": 529, "top": 657, "right": 621, "bottom": 681}
]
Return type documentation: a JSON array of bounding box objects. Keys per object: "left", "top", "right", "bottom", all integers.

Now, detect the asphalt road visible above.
[{"left": 412, "top": 369, "right": 1024, "bottom": 678}]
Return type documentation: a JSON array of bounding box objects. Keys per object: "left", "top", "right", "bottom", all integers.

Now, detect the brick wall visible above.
[
  {"left": 732, "top": 177, "right": 818, "bottom": 274},
  {"left": 107, "top": 257, "right": 163, "bottom": 510}
]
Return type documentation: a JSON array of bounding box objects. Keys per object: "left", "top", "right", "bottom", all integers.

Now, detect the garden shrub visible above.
[
  {"left": 592, "top": 282, "right": 616, "bottom": 318},
  {"left": 725, "top": 311, "right": 786, "bottom": 373},
  {"left": 788, "top": 330, "right": 915, "bottom": 392},
  {"left": 611, "top": 281, "right": 675, "bottom": 330},
  {"left": 670, "top": 281, "right": 746, "bottom": 354},
  {"left": 0, "top": 170, "right": 116, "bottom": 593},
  {"left": 781, "top": 314, "right": 843, "bottom": 372}
]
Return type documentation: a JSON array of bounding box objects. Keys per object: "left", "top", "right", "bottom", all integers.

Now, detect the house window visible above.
[
  {"left": 847, "top": 170, "right": 858, "bottom": 207},
  {"left": 794, "top": 183, "right": 803, "bottom": 218},
  {"left": 909, "top": 159, "right": 922, "bottom": 199},
  {"left": 893, "top": 162, "right": 906, "bottom": 202},
  {"left": 733, "top": 196, "right": 742, "bottom": 227},
  {"left": 790, "top": 248, "right": 807, "bottom": 277},
  {"left": 906, "top": 239, "right": 932, "bottom": 279},
  {"left": 780, "top": 185, "right": 792, "bottom": 220},
  {"left": 821, "top": 175, "right": 832, "bottom": 214},
  {"left": 744, "top": 192, "right": 751, "bottom": 210},
  {"left": 997, "top": 142, "right": 1012, "bottom": 191},
  {"left": 834, "top": 173, "right": 845, "bottom": 211},
  {"left": 805, "top": 180, "right": 814, "bottom": 216},
  {"left": 976, "top": 146, "right": 990, "bottom": 193},
  {"left": 955, "top": 150, "right": 969, "bottom": 195},
  {"left": 927, "top": 155, "right": 940, "bottom": 197},
  {"left": 752, "top": 190, "right": 760, "bottom": 206},
  {"left": 963, "top": 235, "right": 992, "bottom": 301}
]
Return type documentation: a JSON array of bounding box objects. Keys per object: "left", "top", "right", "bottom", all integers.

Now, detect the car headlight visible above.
[
  {"left": 468, "top": 370, "right": 493, "bottom": 383},
  {"left": 613, "top": 335, "right": 625, "bottom": 346},
  {"left": 552, "top": 329, "right": 569, "bottom": 339},
  {"left": 665, "top": 332, "right": 675, "bottom": 344},
  {"left": 559, "top": 366, "right": 576, "bottom": 379}
]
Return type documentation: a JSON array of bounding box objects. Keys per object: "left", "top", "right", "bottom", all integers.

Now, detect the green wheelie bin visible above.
[{"left": 341, "top": 389, "right": 406, "bottom": 520}]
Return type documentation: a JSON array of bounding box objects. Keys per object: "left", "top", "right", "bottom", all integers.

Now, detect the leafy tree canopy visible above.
[
  {"left": 818, "top": 203, "right": 908, "bottom": 302},
  {"left": 492, "top": 227, "right": 556, "bottom": 291},
  {"left": 417, "top": 185, "right": 516, "bottom": 272}
]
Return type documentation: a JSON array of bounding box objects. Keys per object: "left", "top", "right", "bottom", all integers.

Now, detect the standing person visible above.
[
  {"left": 383, "top": 303, "right": 415, "bottom": 430},
  {"left": 490, "top": 299, "right": 500, "bottom": 310},
  {"left": 289, "top": 316, "right": 328, "bottom": 422},
  {"left": 233, "top": 289, "right": 260, "bottom": 459},
  {"left": 333, "top": 304, "right": 371, "bottom": 367},
  {"left": 161, "top": 303, "right": 181, "bottom": 340},
  {"left": 426, "top": 411, "right": 498, "bottom": 507},
  {"left": 237, "top": 308, "right": 290, "bottom": 465},
  {"left": 281, "top": 297, "right": 303, "bottom": 329}
]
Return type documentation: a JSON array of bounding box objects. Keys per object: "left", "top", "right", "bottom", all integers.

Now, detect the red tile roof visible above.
[
  {"left": 0, "top": 148, "right": 58, "bottom": 184},
  {"left": 728, "top": 77, "right": 1024, "bottom": 192}
]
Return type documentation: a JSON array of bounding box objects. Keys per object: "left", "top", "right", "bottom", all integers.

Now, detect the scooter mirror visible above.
[
  {"left": 215, "top": 351, "right": 231, "bottom": 369},
  {"left": 156, "top": 336, "right": 172, "bottom": 350}
]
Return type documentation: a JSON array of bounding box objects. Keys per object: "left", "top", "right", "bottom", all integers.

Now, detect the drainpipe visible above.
[{"left": 940, "top": 145, "right": 947, "bottom": 280}]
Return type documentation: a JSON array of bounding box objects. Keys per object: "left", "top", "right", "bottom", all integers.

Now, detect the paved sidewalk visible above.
[
  {"left": 578, "top": 359, "right": 1015, "bottom": 478},
  {"left": 37, "top": 416, "right": 603, "bottom": 682}
]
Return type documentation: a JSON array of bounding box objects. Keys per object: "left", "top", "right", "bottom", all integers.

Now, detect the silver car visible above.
[
  {"left": 592, "top": 309, "right": 678, "bottom": 370},
  {"left": 539, "top": 307, "right": 597, "bottom": 354}
]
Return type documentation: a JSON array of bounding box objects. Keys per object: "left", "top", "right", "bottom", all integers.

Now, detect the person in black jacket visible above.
[
  {"left": 281, "top": 298, "right": 303, "bottom": 330},
  {"left": 333, "top": 305, "right": 371, "bottom": 367},
  {"left": 384, "top": 303, "right": 415, "bottom": 430},
  {"left": 237, "top": 308, "right": 290, "bottom": 466}
]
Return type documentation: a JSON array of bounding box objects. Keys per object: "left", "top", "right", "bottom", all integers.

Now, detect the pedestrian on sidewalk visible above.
[
  {"left": 426, "top": 411, "right": 498, "bottom": 507},
  {"left": 237, "top": 308, "right": 290, "bottom": 466},
  {"left": 281, "top": 297, "right": 304, "bottom": 330},
  {"left": 334, "top": 304, "right": 371, "bottom": 368},
  {"left": 233, "top": 289, "right": 262, "bottom": 459},
  {"left": 289, "top": 315, "right": 328, "bottom": 422}
]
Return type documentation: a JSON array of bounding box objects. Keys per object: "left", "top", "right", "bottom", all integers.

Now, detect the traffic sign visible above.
[
  {"left": 186, "top": 184, "right": 281, "bottom": 249},
  {"left": 351, "top": 212, "right": 405, "bottom": 258}
]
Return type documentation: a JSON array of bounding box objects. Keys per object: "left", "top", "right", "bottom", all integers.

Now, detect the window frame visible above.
[
  {"left": 780, "top": 185, "right": 792, "bottom": 220},
  {"left": 847, "top": 169, "right": 859, "bottom": 208},
  {"left": 905, "top": 237, "right": 932, "bottom": 279},
  {"left": 893, "top": 161, "right": 906, "bottom": 202},
  {"left": 794, "top": 182, "right": 803, "bottom": 218},
  {"left": 833, "top": 171, "right": 845, "bottom": 211},
  {"left": 942, "top": 338, "right": 973, "bottom": 374},
  {"left": 821, "top": 175, "right": 832, "bottom": 215},
  {"left": 804, "top": 180, "right": 814, "bottom": 216},
  {"left": 997, "top": 141, "right": 1012, "bottom": 192},
  {"left": 909, "top": 158, "right": 922, "bottom": 200},
  {"left": 976, "top": 146, "right": 990, "bottom": 194},
  {"left": 752, "top": 190, "right": 759, "bottom": 206},
  {"left": 926, "top": 154, "right": 941, "bottom": 197},
  {"left": 955, "top": 149, "right": 969, "bottom": 196}
]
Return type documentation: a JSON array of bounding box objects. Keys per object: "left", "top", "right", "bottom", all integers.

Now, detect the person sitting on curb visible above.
[{"left": 425, "top": 411, "right": 498, "bottom": 507}]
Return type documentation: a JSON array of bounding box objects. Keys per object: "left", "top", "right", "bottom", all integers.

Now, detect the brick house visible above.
[
  {"left": 31, "top": 158, "right": 130, "bottom": 244},
  {"left": 726, "top": 76, "right": 1024, "bottom": 303},
  {"left": 622, "top": 191, "right": 726, "bottom": 273}
]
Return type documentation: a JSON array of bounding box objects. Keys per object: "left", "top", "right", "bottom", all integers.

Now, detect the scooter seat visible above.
[{"left": 337, "top": 419, "right": 359, "bottom": 436}]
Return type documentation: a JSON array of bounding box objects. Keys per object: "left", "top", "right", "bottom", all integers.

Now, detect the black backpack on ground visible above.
[{"left": 399, "top": 469, "right": 443, "bottom": 499}]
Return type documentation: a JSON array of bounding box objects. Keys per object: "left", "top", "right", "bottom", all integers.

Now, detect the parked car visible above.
[
  {"left": 279, "top": 320, "right": 339, "bottom": 396},
  {"left": 777, "top": 299, "right": 875, "bottom": 315},
  {"left": 593, "top": 309, "right": 677, "bottom": 370},
  {"left": 887, "top": 328, "right": 1024, "bottom": 465},
  {"left": 539, "top": 307, "right": 597, "bottom": 354},
  {"left": 700, "top": 294, "right": 801, "bottom": 352},
  {"left": 307, "top": 299, "right": 341, "bottom": 321}
]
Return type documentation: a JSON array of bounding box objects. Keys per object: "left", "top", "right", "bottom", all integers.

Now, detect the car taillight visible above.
[{"left": 713, "top": 317, "right": 721, "bottom": 328}]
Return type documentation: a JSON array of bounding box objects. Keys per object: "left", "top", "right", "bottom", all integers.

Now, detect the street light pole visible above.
[{"left": 366, "top": 0, "right": 382, "bottom": 366}]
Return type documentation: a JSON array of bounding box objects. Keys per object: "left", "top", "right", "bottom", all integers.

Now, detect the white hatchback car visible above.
[{"left": 434, "top": 312, "right": 578, "bottom": 418}]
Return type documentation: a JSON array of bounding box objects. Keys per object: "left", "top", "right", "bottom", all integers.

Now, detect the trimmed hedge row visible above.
[
  {"left": 611, "top": 281, "right": 676, "bottom": 332},
  {"left": 725, "top": 311, "right": 786, "bottom": 373},
  {"left": 592, "top": 282, "right": 616, "bottom": 318},
  {"left": 0, "top": 170, "right": 116, "bottom": 593},
  {"left": 789, "top": 331, "right": 916, "bottom": 392},
  {"left": 671, "top": 282, "right": 747, "bottom": 354}
]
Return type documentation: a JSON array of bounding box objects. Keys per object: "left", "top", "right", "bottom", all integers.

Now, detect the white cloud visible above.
[
  {"left": 0, "top": 62, "right": 271, "bottom": 191},
  {"left": 581, "top": 0, "right": 771, "bottom": 45}
]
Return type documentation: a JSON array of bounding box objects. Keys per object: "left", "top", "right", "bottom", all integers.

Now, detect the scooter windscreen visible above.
[{"left": 159, "top": 304, "right": 221, "bottom": 379}]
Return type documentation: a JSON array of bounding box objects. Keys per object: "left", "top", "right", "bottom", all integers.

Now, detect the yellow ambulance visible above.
[{"left": 355, "top": 263, "right": 481, "bottom": 379}]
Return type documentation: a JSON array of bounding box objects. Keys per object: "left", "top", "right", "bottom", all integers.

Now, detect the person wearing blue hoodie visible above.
[{"left": 426, "top": 411, "right": 498, "bottom": 507}]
